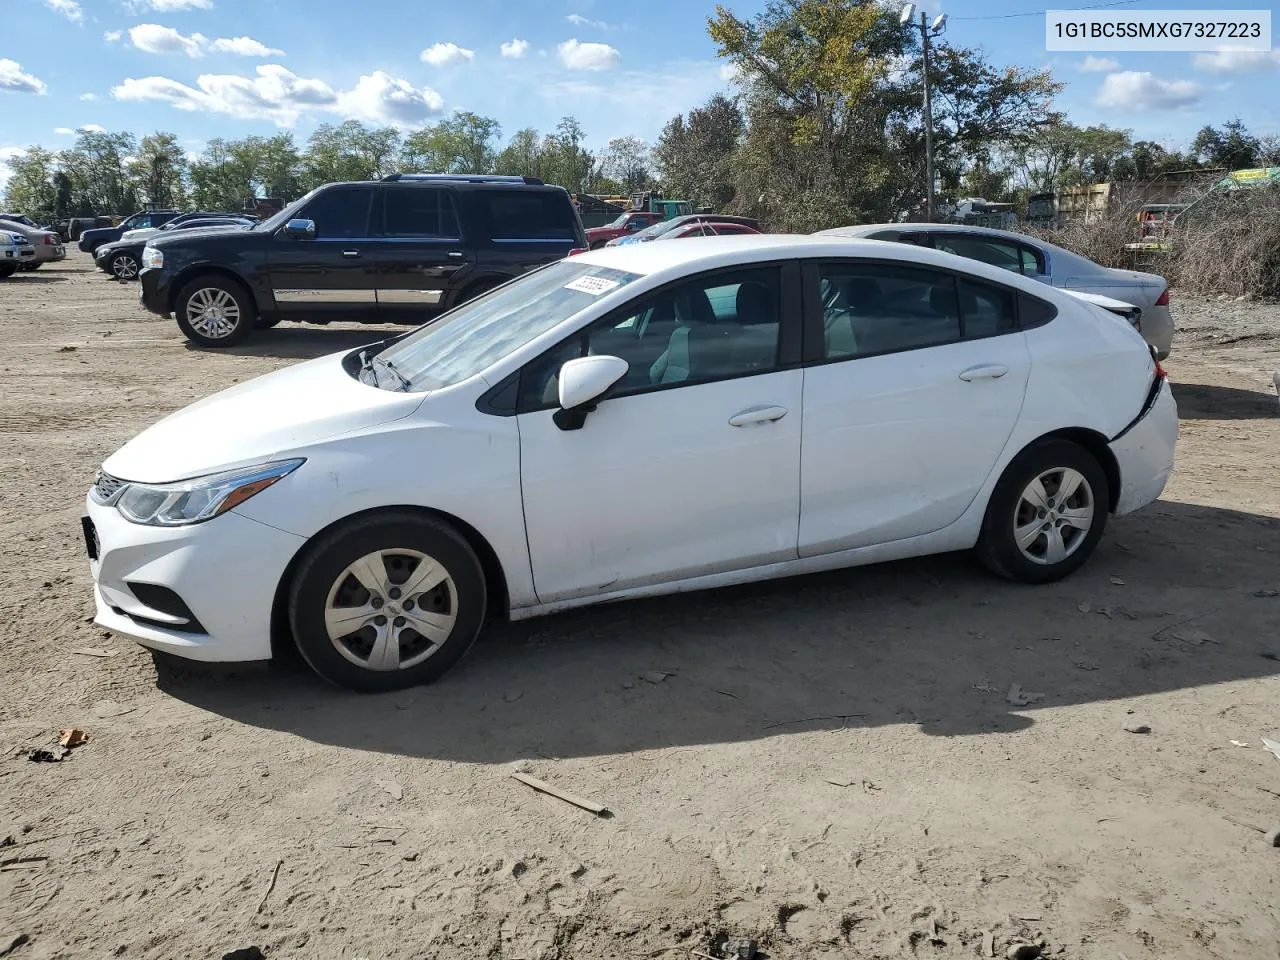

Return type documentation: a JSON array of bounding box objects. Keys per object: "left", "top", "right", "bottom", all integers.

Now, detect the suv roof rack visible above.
[{"left": 381, "top": 173, "right": 545, "bottom": 186}]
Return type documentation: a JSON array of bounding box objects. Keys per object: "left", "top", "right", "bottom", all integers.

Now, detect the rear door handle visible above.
[
  {"left": 342, "top": 249, "right": 361, "bottom": 258},
  {"left": 728, "top": 405, "right": 788, "bottom": 427},
  {"left": 447, "top": 251, "right": 464, "bottom": 258},
  {"left": 958, "top": 364, "right": 1008, "bottom": 382}
]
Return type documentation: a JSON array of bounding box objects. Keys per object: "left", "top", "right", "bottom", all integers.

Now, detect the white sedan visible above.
[
  {"left": 84, "top": 236, "right": 1177, "bottom": 691},
  {"left": 816, "top": 223, "right": 1175, "bottom": 359}
]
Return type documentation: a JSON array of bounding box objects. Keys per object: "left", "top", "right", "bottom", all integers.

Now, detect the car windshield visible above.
[
  {"left": 606, "top": 213, "right": 632, "bottom": 228},
  {"left": 634, "top": 218, "right": 687, "bottom": 240},
  {"left": 253, "top": 191, "right": 318, "bottom": 232},
  {"left": 373, "top": 260, "right": 643, "bottom": 392}
]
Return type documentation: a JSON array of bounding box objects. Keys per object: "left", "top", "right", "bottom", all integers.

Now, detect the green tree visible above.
[
  {"left": 493, "top": 127, "right": 546, "bottom": 179},
  {"left": 401, "top": 112, "right": 502, "bottom": 174},
  {"left": 654, "top": 94, "right": 744, "bottom": 209},
  {"left": 1, "top": 146, "right": 58, "bottom": 219},
  {"left": 129, "top": 132, "right": 187, "bottom": 207},
  {"left": 1010, "top": 122, "right": 1132, "bottom": 192},
  {"left": 62, "top": 130, "right": 138, "bottom": 215},
  {"left": 1192, "top": 118, "right": 1260, "bottom": 171},
  {"left": 600, "top": 136, "right": 651, "bottom": 192},
  {"left": 303, "top": 121, "right": 402, "bottom": 184}
]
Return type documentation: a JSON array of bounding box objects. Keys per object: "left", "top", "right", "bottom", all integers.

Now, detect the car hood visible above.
[
  {"left": 102, "top": 350, "right": 425, "bottom": 483},
  {"left": 122, "top": 227, "right": 160, "bottom": 241},
  {"left": 149, "top": 225, "right": 262, "bottom": 249}
]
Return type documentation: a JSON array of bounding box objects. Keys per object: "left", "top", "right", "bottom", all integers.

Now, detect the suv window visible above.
[
  {"left": 819, "top": 262, "right": 962, "bottom": 359},
  {"left": 518, "top": 266, "right": 783, "bottom": 410},
  {"left": 300, "top": 186, "right": 373, "bottom": 239},
  {"left": 382, "top": 187, "right": 461, "bottom": 239},
  {"left": 482, "top": 190, "right": 577, "bottom": 241}
]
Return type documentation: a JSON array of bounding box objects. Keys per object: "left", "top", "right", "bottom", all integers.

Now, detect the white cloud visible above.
[
  {"left": 566, "top": 14, "right": 613, "bottom": 29},
  {"left": 1192, "top": 48, "right": 1280, "bottom": 73},
  {"left": 79, "top": 123, "right": 106, "bottom": 133},
  {"left": 130, "top": 24, "right": 207, "bottom": 58},
  {"left": 104, "top": 30, "right": 123, "bottom": 42},
  {"left": 420, "top": 42, "right": 474, "bottom": 67},
  {"left": 719, "top": 62, "right": 740, "bottom": 82},
  {"left": 129, "top": 0, "right": 213, "bottom": 9},
  {"left": 500, "top": 38, "right": 529, "bottom": 59},
  {"left": 113, "top": 65, "right": 444, "bottom": 127},
  {"left": 209, "top": 36, "right": 285, "bottom": 57},
  {"left": 557, "top": 39, "right": 620, "bottom": 71},
  {"left": 1077, "top": 55, "right": 1119, "bottom": 73},
  {"left": 0, "top": 59, "right": 47, "bottom": 95},
  {"left": 42, "top": 0, "right": 83, "bottom": 23},
  {"left": 54, "top": 127, "right": 74, "bottom": 135},
  {"left": 80, "top": 92, "right": 99, "bottom": 100},
  {"left": 0, "top": 146, "right": 27, "bottom": 192},
  {"left": 1094, "top": 71, "right": 1200, "bottom": 111}
]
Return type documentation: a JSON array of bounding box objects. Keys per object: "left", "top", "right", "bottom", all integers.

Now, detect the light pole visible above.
[{"left": 901, "top": 4, "right": 948, "bottom": 221}]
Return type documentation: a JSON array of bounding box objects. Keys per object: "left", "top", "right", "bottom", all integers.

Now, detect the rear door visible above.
[
  {"left": 466, "top": 188, "right": 584, "bottom": 296},
  {"left": 371, "top": 185, "right": 471, "bottom": 323},
  {"left": 798, "top": 258, "right": 1031, "bottom": 556},
  {"left": 266, "top": 185, "right": 378, "bottom": 321}
]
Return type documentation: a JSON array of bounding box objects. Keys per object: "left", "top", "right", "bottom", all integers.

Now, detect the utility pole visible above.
[{"left": 901, "top": 4, "right": 948, "bottom": 221}]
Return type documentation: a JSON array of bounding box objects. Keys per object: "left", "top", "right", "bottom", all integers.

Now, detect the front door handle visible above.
[
  {"left": 958, "top": 364, "right": 1008, "bottom": 382},
  {"left": 447, "top": 251, "right": 464, "bottom": 259},
  {"left": 728, "top": 405, "right": 788, "bottom": 427},
  {"left": 342, "top": 249, "right": 361, "bottom": 258}
]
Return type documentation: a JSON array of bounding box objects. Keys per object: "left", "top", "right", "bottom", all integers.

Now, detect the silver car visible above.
[
  {"left": 1, "top": 230, "right": 37, "bottom": 277},
  {"left": 816, "top": 223, "right": 1174, "bottom": 359},
  {"left": 0, "top": 216, "right": 67, "bottom": 270}
]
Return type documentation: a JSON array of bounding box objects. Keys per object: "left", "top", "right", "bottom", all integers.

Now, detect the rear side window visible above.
[
  {"left": 1018, "top": 294, "right": 1057, "bottom": 328},
  {"left": 957, "top": 278, "right": 1017, "bottom": 337},
  {"left": 482, "top": 190, "right": 577, "bottom": 241},
  {"left": 300, "top": 186, "right": 373, "bottom": 239},
  {"left": 1020, "top": 246, "right": 1046, "bottom": 275},
  {"left": 382, "top": 188, "right": 461, "bottom": 239},
  {"left": 934, "top": 234, "right": 1024, "bottom": 273}
]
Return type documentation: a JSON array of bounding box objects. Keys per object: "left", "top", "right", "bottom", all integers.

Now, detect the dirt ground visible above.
[{"left": 1, "top": 254, "right": 1278, "bottom": 960}]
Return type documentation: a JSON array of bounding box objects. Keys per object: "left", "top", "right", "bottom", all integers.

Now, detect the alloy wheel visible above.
[
  {"left": 324, "top": 549, "right": 457, "bottom": 671},
  {"left": 186, "top": 287, "right": 241, "bottom": 339},
  {"left": 112, "top": 254, "right": 138, "bottom": 280},
  {"left": 1012, "top": 467, "right": 1094, "bottom": 565}
]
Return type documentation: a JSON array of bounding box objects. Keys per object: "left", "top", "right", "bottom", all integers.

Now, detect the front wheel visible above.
[
  {"left": 18, "top": 261, "right": 40, "bottom": 271},
  {"left": 0, "top": 264, "right": 15, "bottom": 279},
  {"left": 976, "top": 439, "right": 1109, "bottom": 583},
  {"left": 175, "top": 276, "right": 256, "bottom": 347},
  {"left": 288, "top": 512, "right": 488, "bottom": 692},
  {"left": 110, "top": 252, "right": 139, "bottom": 281}
]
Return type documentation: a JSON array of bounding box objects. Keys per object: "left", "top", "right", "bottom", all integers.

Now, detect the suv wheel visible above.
[
  {"left": 110, "top": 252, "right": 139, "bottom": 281},
  {"left": 288, "top": 511, "right": 488, "bottom": 692},
  {"left": 18, "top": 262, "right": 40, "bottom": 271},
  {"left": 175, "top": 276, "right": 256, "bottom": 347},
  {"left": 976, "top": 439, "right": 1109, "bottom": 584}
]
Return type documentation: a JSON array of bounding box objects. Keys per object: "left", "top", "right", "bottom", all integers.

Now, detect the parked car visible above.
[
  {"left": 78, "top": 209, "right": 181, "bottom": 255},
  {"left": 118, "top": 211, "right": 257, "bottom": 245},
  {"left": 65, "top": 216, "right": 114, "bottom": 242},
  {"left": 585, "top": 210, "right": 663, "bottom": 248},
  {"left": 85, "top": 235, "right": 1176, "bottom": 691},
  {"left": 652, "top": 220, "right": 761, "bottom": 240},
  {"left": 0, "top": 216, "right": 67, "bottom": 270},
  {"left": 96, "top": 217, "right": 256, "bottom": 281},
  {"left": 137, "top": 174, "right": 588, "bottom": 347},
  {"left": 816, "top": 223, "right": 1175, "bottom": 359},
  {"left": 0, "top": 230, "right": 37, "bottom": 277},
  {"left": 607, "top": 214, "right": 762, "bottom": 246}
]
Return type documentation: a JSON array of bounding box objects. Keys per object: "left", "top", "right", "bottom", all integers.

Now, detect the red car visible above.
[{"left": 585, "top": 210, "right": 664, "bottom": 248}]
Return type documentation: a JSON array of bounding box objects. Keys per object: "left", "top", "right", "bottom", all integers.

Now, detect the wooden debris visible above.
[{"left": 511, "top": 771, "right": 609, "bottom": 816}]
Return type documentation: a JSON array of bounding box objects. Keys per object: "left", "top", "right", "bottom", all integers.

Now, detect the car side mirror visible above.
[
  {"left": 283, "top": 218, "right": 316, "bottom": 240},
  {"left": 553, "top": 355, "right": 629, "bottom": 431}
]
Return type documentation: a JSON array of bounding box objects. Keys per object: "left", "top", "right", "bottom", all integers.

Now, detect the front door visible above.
[
  {"left": 268, "top": 184, "right": 378, "bottom": 322},
  {"left": 799, "top": 259, "right": 1030, "bottom": 556},
  {"left": 371, "top": 185, "right": 473, "bottom": 323},
  {"left": 517, "top": 264, "right": 804, "bottom": 604}
]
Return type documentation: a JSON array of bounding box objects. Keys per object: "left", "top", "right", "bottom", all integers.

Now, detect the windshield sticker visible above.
[{"left": 564, "top": 275, "right": 621, "bottom": 296}]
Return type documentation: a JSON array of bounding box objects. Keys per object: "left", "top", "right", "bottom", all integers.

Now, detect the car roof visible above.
[{"left": 817, "top": 222, "right": 1102, "bottom": 274}]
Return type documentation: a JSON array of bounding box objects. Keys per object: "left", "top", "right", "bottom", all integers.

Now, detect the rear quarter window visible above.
[{"left": 480, "top": 190, "right": 578, "bottom": 241}]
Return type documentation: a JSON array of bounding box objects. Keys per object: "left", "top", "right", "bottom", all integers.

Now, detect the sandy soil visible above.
[{"left": 1, "top": 254, "right": 1278, "bottom": 960}]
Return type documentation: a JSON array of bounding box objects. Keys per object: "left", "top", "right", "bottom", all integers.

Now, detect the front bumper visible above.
[
  {"left": 1109, "top": 377, "right": 1177, "bottom": 516},
  {"left": 85, "top": 496, "right": 306, "bottom": 662},
  {"left": 138, "top": 268, "right": 172, "bottom": 316}
]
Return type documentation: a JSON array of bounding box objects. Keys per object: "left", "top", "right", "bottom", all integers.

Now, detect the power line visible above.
[{"left": 952, "top": 0, "right": 1141, "bottom": 22}]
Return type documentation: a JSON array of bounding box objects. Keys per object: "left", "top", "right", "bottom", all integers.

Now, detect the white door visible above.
[
  {"left": 799, "top": 260, "right": 1030, "bottom": 557},
  {"left": 517, "top": 265, "right": 803, "bottom": 603}
]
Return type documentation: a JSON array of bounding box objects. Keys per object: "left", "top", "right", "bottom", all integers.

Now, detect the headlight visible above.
[
  {"left": 142, "top": 245, "right": 163, "bottom": 270},
  {"left": 8, "top": 233, "right": 23, "bottom": 245},
  {"left": 104, "top": 459, "right": 304, "bottom": 526}
]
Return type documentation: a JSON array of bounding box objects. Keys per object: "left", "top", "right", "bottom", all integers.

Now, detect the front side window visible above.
[
  {"left": 382, "top": 188, "right": 460, "bottom": 239},
  {"left": 483, "top": 191, "right": 577, "bottom": 240},
  {"left": 518, "top": 266, "right": 784, "bottom": 411},
  {"left": 125, "top": 215, "right": 151, "bottom": 229},
  {"left": 300, "top": 186, "right": 373, "bottom": 239},
  {"left": 819, "top": 263, "right": 962, "bottom": 360},
  {"left": 374, "top": 261, "right": 642, "bottom": 392}
]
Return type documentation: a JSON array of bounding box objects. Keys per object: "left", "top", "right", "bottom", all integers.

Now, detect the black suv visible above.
[
  {"left": 78, "top": 209, "right": 182, "bottom": 254},
  {"left": 138, "top": 175, "right": 588, "bottom": 347}
]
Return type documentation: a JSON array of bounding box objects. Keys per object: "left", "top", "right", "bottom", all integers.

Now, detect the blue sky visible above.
[{"left": 3, "top": 0, "right": 1278, "bottom": 187}]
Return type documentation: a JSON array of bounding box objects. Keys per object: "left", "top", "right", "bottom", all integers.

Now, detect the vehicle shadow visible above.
[
  {"left": 8, "top": 274, "right": 69, "bottom": 284},
  {"left": 1171, "top": 380, "right": 1277, "bottom": 420},
  {"left": 183, "top": 325, "right": 406, "bottom": 362},
  {"left": 157, "top": 500, "right": 1280, "bottom": 762}
]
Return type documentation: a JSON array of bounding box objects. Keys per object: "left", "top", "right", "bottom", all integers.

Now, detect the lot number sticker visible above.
[{"left": 564, "top": 275, "right": 620, "bottom": 296}]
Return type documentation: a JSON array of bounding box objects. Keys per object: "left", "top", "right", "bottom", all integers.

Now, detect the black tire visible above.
[
  {"left": 976, "top": 438, "right": 1109, "bottom": 584},
  {"left": 0, "top": 264, "right": 15, "bottom": 279},
  {"left": 288, "top": 511, "right": 488, "bottom": 692},
  {"left": 110, "top": 252, "right": 139, "bottom": 281},
  {"left": 255, "top": 315, "right": 283, "bottom": 329},
  {"left": 18, "top": 261, "right": 40, "bottom": 271},
  {"left": 174, "top": 275, "right": 256, "bottom": 347}
]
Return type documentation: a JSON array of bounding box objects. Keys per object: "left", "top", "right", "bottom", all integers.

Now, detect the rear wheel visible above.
[
  {"left": 0, "top": 264, "right": 15, "bottom": 279},
  {"left": 110, "top": 252, "right": 139, "bottom": 281},
  {"left": 976, "top": 439, "right": 1109, "bottom": 583},
  {"left": 288, "top": 512, "right": 488, "bottom": 692},
  {"left": 175, "top": 276, "right": 256, "bottom": 347}
]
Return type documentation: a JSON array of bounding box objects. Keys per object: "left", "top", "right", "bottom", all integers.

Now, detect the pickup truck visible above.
[
  {"left": 585, "top": 210, "right": 663, "bottom": 249},
  {"left": 78, "top": 209, "right": 181, "bottom": 255}
]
